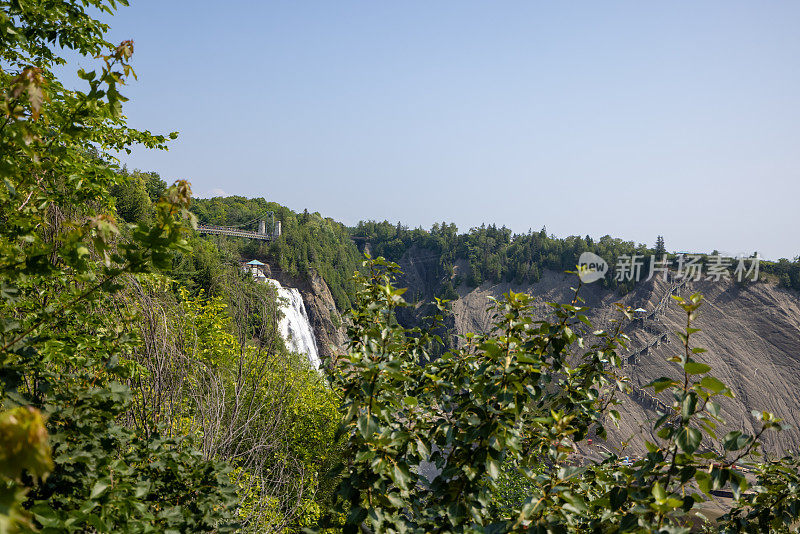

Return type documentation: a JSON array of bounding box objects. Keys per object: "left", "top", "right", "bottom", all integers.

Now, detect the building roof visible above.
[
  {"left": 245, "top": 259, "right": 265, "bottom": 266},
  {"left": 633, "top": 307, "right": 648, "bottom": 313}
]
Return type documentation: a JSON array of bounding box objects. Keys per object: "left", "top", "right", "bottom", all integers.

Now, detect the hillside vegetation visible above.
[
  {"left": 353, "top": 220, "right": 800, "bottom": 297},
  {"left": 191, "top": 197, "right": 364, "bottom": 311},
  {"left": 0, "top": 3, "right": 341, "bottom": 530}
]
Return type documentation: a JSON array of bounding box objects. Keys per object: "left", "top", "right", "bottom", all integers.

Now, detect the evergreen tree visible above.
[{"left": 655, "top": 235, "right": 666, "bottom": 256}]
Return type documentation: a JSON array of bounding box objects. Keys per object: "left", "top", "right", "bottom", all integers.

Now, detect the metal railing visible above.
[{"left": 197, "top": 224, "right": 275, "bottom": 241}]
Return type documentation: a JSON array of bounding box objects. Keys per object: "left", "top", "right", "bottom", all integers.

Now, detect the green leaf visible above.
[
  {"left": 676, "top": 427, "right": 702, "bottom": 453},
  {"left": 90, "top": 479, "right": 110, "bottom": 499},
  {"left": 619, "top": 514, "right": 638, "bottom": 531},
  {"left": 402, "top": 396, "right": 418, "bottom": 407},
  {"left": 3, "top": 178, "right": 16, "bottom": 198},
  {"left": 711, "top": 467, "right": 729, "bottom": 490},
  {"left": 652, "top": 481, "right": 666, "bottom": 502},
  {"left": 695, "top": 470, "right": 711, "bottom": 494},
  {"left": 610, "top": 486, "right": 627, "bottom": 510},
  {"left": 681, "top": 392, "right": 698, "bottom": 419},
  {"left": 357, "top": 414, "right": 378, "bottom": 438},
  {"left": 646, "top": 377, "right": 676, "bottom": 393},
  {"left": 699, "top": 377, "right": 726, "bottom": 394},
  {"left": 31, "top": 504, "right": 61, "bottom": 528},
  {"left": 684, "top": 361, "right": 711, "bottom": 375},
  {"left": 722, "top": 431, "right": 750, "bottom": 451},
  {"left": 392, "top": 463, "right": 413, "bottom": 489},
  {"left": 486, "top": 457, "right": 500, "bottom": 480}
]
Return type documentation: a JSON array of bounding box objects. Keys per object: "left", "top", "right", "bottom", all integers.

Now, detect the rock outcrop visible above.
[
  {"left": 268, "top": 266, "right": 347, "bottom": 364},
  {"left": 297, "top": 270, "right": 347, "bottom": 364},
  {"left": 449, "top": 270, "right": 800, "bottom": 456}
]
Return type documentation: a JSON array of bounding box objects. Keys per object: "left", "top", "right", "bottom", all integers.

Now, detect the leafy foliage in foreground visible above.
[
  {"left": 0, "top": 0, "right": 239, "bottom": 530},
  {"left": 321, "top": 257, "right": 799, "bottom": 533},
  {"left": 106, "top": 185, "right": 349, "bottom": 531},
  {"left": 30, "top": 382, "right": 236, "bottom": 532}
]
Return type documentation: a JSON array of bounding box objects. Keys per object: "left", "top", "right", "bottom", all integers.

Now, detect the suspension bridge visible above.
[{"left": 197, "top": 212, "right": 282, "bottom": 241}]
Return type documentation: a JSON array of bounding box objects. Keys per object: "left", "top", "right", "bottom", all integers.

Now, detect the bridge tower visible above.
[{"left": 258, "top": 220, "right": 266, "bottom": 234}]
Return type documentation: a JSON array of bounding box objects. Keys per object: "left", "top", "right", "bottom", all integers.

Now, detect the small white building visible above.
[{"left": 242, "top": 259, "right": 268, "bottom": 281}]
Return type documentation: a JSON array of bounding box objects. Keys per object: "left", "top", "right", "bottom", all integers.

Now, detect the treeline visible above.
[
  {"left": 110, "top": 169, "right": 243, "bottom": 294},
  {"left": 109, "top": 173, "right": 367, "bottom": 309},
  {"left": 114, "top": 171, "right": 800, "bottom": 310},
  {"left": 352, "top": 221, "right": 800, "bottom": 295},
  {"left": 763, "top": 257, "right": 800, "bottom": 291},
  {"left": 352, "top": 220, "right": 654, "bottom": 293}
]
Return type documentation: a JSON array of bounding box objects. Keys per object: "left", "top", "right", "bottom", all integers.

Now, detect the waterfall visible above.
[{"left": 264, "top": 278, "right": 321, "bottom": 369}]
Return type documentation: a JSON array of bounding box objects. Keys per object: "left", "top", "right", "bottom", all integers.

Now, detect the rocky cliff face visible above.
[
  {"left": 450, "top": 269, "right": 800, "bottom": 456},
  {"left": 267, "top": 266, "right": 347, "bottom": 364},
  {"left": 298, "top": 270, "right": 347, "bottom": 363}
]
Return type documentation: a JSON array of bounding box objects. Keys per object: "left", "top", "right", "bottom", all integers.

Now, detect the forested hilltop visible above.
[
  {"left": 124, "top": 188, "right": 800, "bottom": 314},
  {"left": 353, "top": 220, "right": 800, "bottom": 297},
  {"left": 183, "top": 195, "right": 800, "bottom": 307},
  {"left": 191, "top": 197, "right": 363, "bottom": 310},
  {"left": 353, "top": 220, "right": 655, "bottom": 298}
]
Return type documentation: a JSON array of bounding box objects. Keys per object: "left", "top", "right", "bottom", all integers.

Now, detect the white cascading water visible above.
[{"left": 263, "top": 278, "right": 321, "bottom": 369}]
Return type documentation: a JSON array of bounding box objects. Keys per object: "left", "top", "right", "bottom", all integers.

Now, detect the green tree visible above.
[
  {"left": 111, "top": 171, "right": 153, "bottom": 223},
  {"left": 139, "top": 170, "right": 168, "bottom": 202},
  {"left": 655, "top": 235, "right": 667, "bottom": 256},
  {"left": 1, "top": 0, "right": 237, "bottom": 530}
]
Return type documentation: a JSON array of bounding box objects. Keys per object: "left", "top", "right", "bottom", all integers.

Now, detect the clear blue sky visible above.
[{"left": 88, "top": 1, "right": 799, "bottom": 259}]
